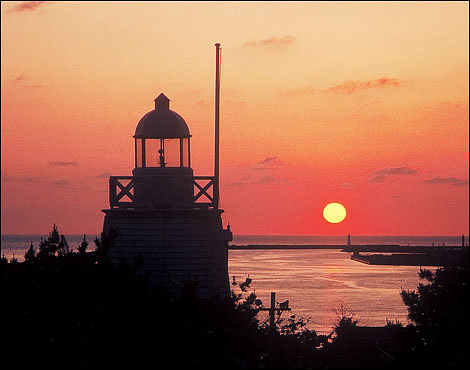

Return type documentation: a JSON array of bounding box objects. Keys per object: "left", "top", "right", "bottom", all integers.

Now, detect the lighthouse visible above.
[{"left": 102, "top": 44, "right": 231, "bottom": 299}]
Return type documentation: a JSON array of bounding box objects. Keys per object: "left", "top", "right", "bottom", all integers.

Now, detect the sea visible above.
[{"left": 2, "top": 234, "right": 468, "bottom": 334}]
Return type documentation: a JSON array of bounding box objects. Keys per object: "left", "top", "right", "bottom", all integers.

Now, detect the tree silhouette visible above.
[
  {"left": 401, "top": 266, "right": 469, "bottom": 368},
  {"left": 6, "top": 225, "right": 467, "bottom": 369},
  {"left": 77, "top": 234, "right": 88, "bottom": 255},
  {"left": 24, "top": 242, "right": 36, "bottom": 262}
]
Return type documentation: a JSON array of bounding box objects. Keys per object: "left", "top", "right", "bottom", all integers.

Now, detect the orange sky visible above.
[{"left": 1, "top": 1, "right": 469, "bottom": 235}]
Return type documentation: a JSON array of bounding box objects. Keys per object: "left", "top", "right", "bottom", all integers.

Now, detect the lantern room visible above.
[
  {"left": 133, "top": 93, "right": 191, "bottom": 169},
  {"left": 130, "top": 93, "right": 195, "bottom": 208}
]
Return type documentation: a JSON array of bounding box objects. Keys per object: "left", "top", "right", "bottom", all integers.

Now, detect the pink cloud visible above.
[
  {"left": 328, "top": 77, "right": 402, "bottom": 94},
  {"left": 242, "top": 35, "right": 296, "bottom": 50},
  {"left": 13, "top": 75, "right": 26, "bottom": 83},
  {"left": 48, "top": 161, "right": 79, "bottom": 167},
  {"left": 376, "top": 166, "right": 418, "bottom": 175},
  {"left": 8, "top": 1, "right": 48, "bottom": 13},
  {"left": 249, "top": 156, "right": 283, "bottom": 171},
  {"left": 422, "top": 177, "right": 468, "bottom": 186},
  {"left": 368, "top": 175, "right": 387, "bottom": 183}
]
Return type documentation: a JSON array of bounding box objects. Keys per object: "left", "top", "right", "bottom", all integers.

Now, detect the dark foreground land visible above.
[{"left": 1, "top": 228, "right": 469, "bottom": 369}]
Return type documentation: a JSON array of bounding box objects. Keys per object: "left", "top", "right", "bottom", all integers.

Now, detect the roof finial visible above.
[{"left": 154, "top": 93, "right": 170, "bottom": 110}]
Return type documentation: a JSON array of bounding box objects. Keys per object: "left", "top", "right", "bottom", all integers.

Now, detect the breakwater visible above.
[
  {"left": 228, "top": 243, "right": 469, "bottom": 267},
  {"left": 228, "top": 244, "right": 344, "bottom": 250},
  {"left": 344, "top": 245, "right": 469, "bottom": 267},
  {"left": 350, "top": 252, "right": 469, "bottom": 267}
]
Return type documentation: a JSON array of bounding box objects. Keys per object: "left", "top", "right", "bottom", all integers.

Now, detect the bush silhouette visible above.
[
  {"left": 401, "top": 266, "right": 469, "bottom": 368},
  {"left": 3, "top": 225, "right": 468, "bottom": 369},
  {"left": 2, "top": 225, "right": 315, "bottom": 369}
]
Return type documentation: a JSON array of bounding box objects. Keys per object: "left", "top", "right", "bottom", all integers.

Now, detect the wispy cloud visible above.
[
  {"left": 51, "top": 179, "right": 70, "bottom": 186},
  {"left": 11, "top": 74, "right": 42, "bottom": 88},
  {"left": 253, "top": 176, "right": 282, "bottom": 184},
  {"left": 337, "top": 182, "right": 356, "bottom": 188},
  {"left": 421, "top": 176, "right": 469, "bottom": 186},
  {"left": 280, "top": 86, "right": 317, "bottom": 97},
  {"left": 375, "top": 166, "right": 418, "bottom": 175},
  {"left": 369, "top": 166, "right": 417, "bottom": 183},
  {"left": 368, "top": 175, "right": 387, "bottom": 183},
  {"left": 228, "top": 176, "right": 251, "bottom": 187},
  {"left": 1, "top": 175, "right": 45, "bottom": 183},
  {"left": 280, "top": 77, "right": 401, "bottom": 97},
  {"left": 257, "top": 156, "right": 283, "bottom": 166},
  {"left": 228, "top": 175, "right": 287, "bottom": 187},
  {"left": 328, "top": 77, "right": 402, "bottom": 95},
  {"left": 1, "top": 175, "right": 72, "bottom": 187},
  {"left": 231, "top": 156, "right": 287, "bottom": 185},
  {"left": 250, "top": 156, "right": 284, "bottom": 171},
  {"left": 8, "top": 1, "right": 48, "bottom": 13},
  {"left": 13, "top": 75, "right": 26, "bottom": 83},
  {"left": 48, "top": 161, "right": 79, "bottom": 167},
  {"left": 228, "top": 181, "right": 246, "bottom": 187},
  {"left": 242, "top": 35, "right": 296, "bottom": 50},
  {"left": 95, "top": 172, "right": 112, "bottom": 179}
]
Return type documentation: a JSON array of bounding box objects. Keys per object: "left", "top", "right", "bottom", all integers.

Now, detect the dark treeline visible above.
[{"left": 1, "top": 226, "right": 468, "bottom": 369}]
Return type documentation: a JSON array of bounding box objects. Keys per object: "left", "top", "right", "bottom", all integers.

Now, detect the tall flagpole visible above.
[{"left": 214, "top": 43, "right": 221, "bottom": 210}]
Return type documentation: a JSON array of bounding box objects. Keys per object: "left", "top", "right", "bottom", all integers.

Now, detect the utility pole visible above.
[{"left": 259, "top": 292, "right": 291, "bottom": 335}]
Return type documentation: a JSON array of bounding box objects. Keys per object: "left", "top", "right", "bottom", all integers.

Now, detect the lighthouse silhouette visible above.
[{"left": 102, "top": 44, "right": 231, "bottom": 299}]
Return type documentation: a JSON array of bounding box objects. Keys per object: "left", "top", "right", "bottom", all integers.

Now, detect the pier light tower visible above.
[{"left": 102, "top": 45, "right": 231, "bottom": 299}]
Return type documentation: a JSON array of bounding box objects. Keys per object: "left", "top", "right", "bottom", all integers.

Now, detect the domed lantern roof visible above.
[{"left": 134, "top": 93, "right": 191, "bottom": 139}]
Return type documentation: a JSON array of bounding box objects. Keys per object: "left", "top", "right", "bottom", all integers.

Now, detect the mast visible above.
[{"left": 214, "top": 43, "right": 221, "bottom": 210}]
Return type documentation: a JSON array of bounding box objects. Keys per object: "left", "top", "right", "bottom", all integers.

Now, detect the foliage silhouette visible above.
[
  {"left": 2, "top": 226, "right": 315, "bottom": 369},
  {"left": 2, "top": 225, "right": 469, "bottom": 369},
  {"left": 77, "top": 234, "right": 88, "bottom": 255},
  {"left": 24, "top": 242, "right": 36, "bottom": 262},
  {"left": 401, "top": 266, "right": 469, "bottom": 368}
]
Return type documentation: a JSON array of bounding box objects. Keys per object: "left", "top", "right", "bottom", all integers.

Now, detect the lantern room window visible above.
[
  {"left": 135, "top": 138, "right": 144, "bottom": 167},
  {"left": 181, "top": 137, "right": 190, "bottom": 167},
  {"left": 135, "top": 138, "right": 190, "bottom": 168}
]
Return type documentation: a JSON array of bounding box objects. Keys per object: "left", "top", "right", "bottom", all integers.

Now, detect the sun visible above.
[{"left": 323, "top": 203, "right": 347, "bottom": 224}]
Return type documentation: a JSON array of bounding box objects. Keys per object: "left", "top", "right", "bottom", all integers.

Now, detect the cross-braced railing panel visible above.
[
  {"left": 109, "top": 175, "right": 216, "bottom": 208},
  {"left": 193, "top": 176, "right": 215, "bottom": 208},
  {"left": 109, "top": 176, "right": 134, "bottom": 208}
]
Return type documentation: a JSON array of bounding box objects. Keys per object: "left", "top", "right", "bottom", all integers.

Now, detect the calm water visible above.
[
  {"left": 2, "top": 234, "right": 467, "bottom": 334},
  {"left": 229, "top": 235, "right": 467, "bottom": 334}
]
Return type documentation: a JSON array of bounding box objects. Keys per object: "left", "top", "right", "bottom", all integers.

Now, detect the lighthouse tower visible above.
[{"left": 102, "top": 45, "right": 231, "bottom": 299}]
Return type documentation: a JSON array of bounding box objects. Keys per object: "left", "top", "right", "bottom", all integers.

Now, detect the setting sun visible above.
[{"left": 323, "top": 203, "right": 347, "bottom": 224}]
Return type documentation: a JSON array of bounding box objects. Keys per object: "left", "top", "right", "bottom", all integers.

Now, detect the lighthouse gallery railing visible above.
[{"left": 109, "top": 176, "right": 216, "bottom": 209}]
